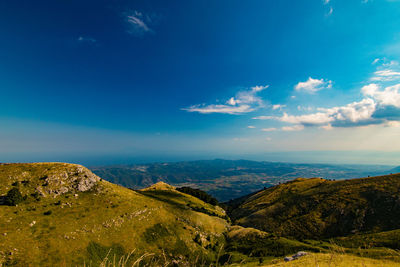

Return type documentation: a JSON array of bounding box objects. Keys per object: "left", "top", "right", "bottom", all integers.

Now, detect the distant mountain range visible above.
[{"left": 91, "top": 159, "right": 396, "bottom": 201}]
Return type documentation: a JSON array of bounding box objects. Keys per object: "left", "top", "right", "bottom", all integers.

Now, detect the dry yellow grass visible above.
[{"left": 265, "top": 253, "right": 400, "bottom": 267}]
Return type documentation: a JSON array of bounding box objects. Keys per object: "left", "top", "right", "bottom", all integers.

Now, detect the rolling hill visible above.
[{"left": 227, "top": 174, "right": 400, "bottom": 240}]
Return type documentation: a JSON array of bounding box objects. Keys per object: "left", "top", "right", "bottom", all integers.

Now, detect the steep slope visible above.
[
  {"left": 0, "top": 163, "right": 228, "bottom": 266},
  {"left": 228, "top": 174, "right": 400, "bottom": 239}
]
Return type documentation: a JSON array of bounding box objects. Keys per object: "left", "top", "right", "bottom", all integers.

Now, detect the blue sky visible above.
[{"left": 1, "top": 0, "right": 400, "bottom": 165}]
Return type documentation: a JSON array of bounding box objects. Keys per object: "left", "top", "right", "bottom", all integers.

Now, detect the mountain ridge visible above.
[{"left": 227, "top": 173, "right": 400, "bottom": 239}]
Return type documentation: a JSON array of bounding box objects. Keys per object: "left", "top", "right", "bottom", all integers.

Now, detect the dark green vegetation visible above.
[
  {"left": 91, "top": 159, "right": 394, "bottom": 201},
  {"left": 176, "top": 187, "right": 218, "bottom": 205},
  {"left": 3, "top": 187, "right": 25, "bottom": 206}
]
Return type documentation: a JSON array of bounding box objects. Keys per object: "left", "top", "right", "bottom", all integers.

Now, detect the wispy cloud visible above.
[
  {"left": 326, "top": 7, "right": 333, "bottom": 16},
  {"left": 126, "top": 11, "right": 153, "bottom": 36},
  {"left": 272, "top": 104, "right": 286, "bottom": 110},
  {"left": 183, "top": 85, "right": 268, "bottom": 115},
  {"left": 247, "top": 125, "right": 256, "bottom": 129},
  {"left": 77, "top": 36, "right": 97, "bottom": 44},
  {"left": 261, "top": 128, "right": 277, "bottom": 132},
  {"left": 282, "top": 125, "right": 305, "bottom": 131},
  {"left": 371, "top": 70, "right": 400, "bottom": 81},
  {"left": 295, "top": 77, "right": 332, "bottom": 93},
  {"left": 370, "top": 59, "right": 400, "bottom": 81}
]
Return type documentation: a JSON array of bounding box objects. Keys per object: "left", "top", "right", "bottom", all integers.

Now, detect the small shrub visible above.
[
  {"left": 31, "top": 192, "right": 41, "bottom": 201},
  {"left": 4, "top": 188, "right": 24, "bottom": 206},
  {"left": 44, "top": 210, "right": 52, "bottom": 215}
]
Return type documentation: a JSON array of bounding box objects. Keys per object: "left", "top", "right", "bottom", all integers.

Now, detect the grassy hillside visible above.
[
  {"left": 228, "top": 174, "right": 400, "bottom": 240},
  {"left": 0, "top": 163, "right": 228, "bottom": 266}
]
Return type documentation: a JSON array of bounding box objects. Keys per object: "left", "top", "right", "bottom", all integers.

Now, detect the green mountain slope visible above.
[
  {"left": 0, "top": 163, "right": 228, "bottom": 266},
  {"left": 228, "top": 174, "right": 400, "bottom": 240}
]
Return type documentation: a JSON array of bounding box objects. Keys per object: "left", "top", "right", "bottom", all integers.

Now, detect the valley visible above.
[{"left": 91, "top": 159, "right": 395, "bottom": 202}]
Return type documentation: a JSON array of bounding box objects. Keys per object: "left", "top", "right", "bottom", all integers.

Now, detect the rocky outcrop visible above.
[
  {"left": 0, "top": 163, "right": 101, "bottom": 198},
  {"left": 38, "top": 164, "right": 100, "bottom": 196}
]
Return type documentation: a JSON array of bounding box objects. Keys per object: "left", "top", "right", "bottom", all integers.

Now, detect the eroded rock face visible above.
[
  {"left": 0, "top": 163, "right": 102, "bottom": 199},
  {"left": 41, "top": 165, "right": 100, "bottom": 196}
]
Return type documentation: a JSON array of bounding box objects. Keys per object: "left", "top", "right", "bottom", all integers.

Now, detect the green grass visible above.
[{"left": 0, "top": 163, "right": 228, "bottom": 266}]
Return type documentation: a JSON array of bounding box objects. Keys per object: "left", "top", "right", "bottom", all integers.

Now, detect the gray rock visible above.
[
  {"left": 284, "top": 256, "right": 293, "bottom": 262},
  {"left": 284, "top": 251, "right": 308, "bottom": 262}
]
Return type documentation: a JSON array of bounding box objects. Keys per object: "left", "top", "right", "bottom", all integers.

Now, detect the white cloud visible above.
[
  {"left": 370, "top": 59, "right": 400, "bottom": 81},
  {"left": 126, "top": 11, "right": 153, "bottom": 36},
  {"left": 247, "top": 125, "right": 256, "bottom": 129},
  {"left": 252, "top": 85, "right": 269, "bottom": 92},
  {"left": 183, "top": 85, "right": 268, "bottom": 114},
  {"left": 295, "top": 77, "right": 332, "bottom": 93},
  {"left": 272, "top": 104, "right": 286, "bottom": 110},
  {"left": 265, "top": 137, "right": 272, "bottom": 141},
  {"left": 326, "top": 7, "right": 333, "bottom": 16},
  {"left": 323, "top": 0, "right": 330, "bottom": 4},
  {"left": 282, "top": 125, "right": 305, "bottom": 131},
  {"left": 253, "top": 115, "right": 274, "bottom": 120},
  {"left": 279, "top": 112, "right": 333, "bottom": 125},
  {"left": 261, "top": 128, "right": 277, "bottom": 132},
  {"left": 371, "top": 70, "right": 400, "bottom": 81},
  {"left": 182, "top": 104, "right": 255, "bottom": 115},
  {"left": 362, "top": 83, "right": 400, "bottom": 107},
  {"left": 382, "top": 60, "right": 399, "bottom": 67}
]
